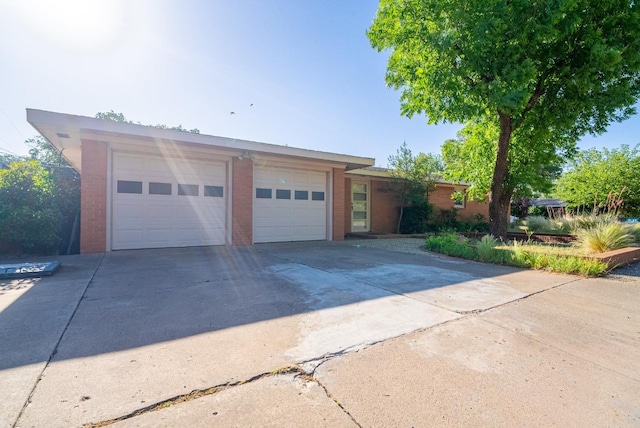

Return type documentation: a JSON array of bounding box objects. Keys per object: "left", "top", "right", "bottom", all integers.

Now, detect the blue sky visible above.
[{"left": 0, "top": 0, "right": 638, "bottom": 167}]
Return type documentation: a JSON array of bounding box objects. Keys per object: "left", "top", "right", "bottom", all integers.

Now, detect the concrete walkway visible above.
[{"left": 1, "top": 241, "right": 638, "bottom": 427}]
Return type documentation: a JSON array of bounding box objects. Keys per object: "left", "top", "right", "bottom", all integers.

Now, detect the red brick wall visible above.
[
  {"left": 432, "top": 184, "right": 489, "bottom": 221},
  {"left": 332, "top": 168, "right": 345, "bottom": 240},
  {"left": 344, "top": 177, "right": 352, "bottom": 234},
  {"left": 80, "top": 140, "right": 108, "bottom": 253},
  {"left": 370, "top": 180, "right": 398, "bottom": 233},
  {"left": 232, "top": 158, "right": 253, "bottom": 245}
]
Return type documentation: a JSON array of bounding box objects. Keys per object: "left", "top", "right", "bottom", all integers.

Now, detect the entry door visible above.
[{"left": 351, "top": 182, "right": 369, "bottom": 232}]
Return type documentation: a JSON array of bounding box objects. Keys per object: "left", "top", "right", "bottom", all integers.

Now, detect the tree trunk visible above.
[
  {"left": 397, "top": 205, "right": 404, "bottom": 234},
  {"left": 489, "top": 113, "right": 513, "bottom": 239}
]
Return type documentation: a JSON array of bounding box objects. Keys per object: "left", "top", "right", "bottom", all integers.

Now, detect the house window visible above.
[
  {"left": 178, "top": 184, "right": 199, "bottom": 196},
  {"left": 117, "top": 180, "right": 143, "bottom": 194},
  {"left": 149, "top": 182, "right": 172, "bottom": 195},
  {"left": 453, "top": 190, "right": 465, "bottom": 208},
  {"left": 256, "top": 188, "right": 272, "bottom": 198},
  {"left": 311, "top": 191, "right": 325, "bottom": 201},
  {"left": 204, "top": 185, "right": 224, "bottom": 197},
  {"left": 276, "top": 189, "right": 291, "bottom": 199},
  {"left": 294, "top": 190, "right": 308, "bottom": 200}
]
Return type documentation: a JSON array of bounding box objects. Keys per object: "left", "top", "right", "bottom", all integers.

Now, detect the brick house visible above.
[{"left": 27, "top": 109, "right": 488, "bottom": 253}]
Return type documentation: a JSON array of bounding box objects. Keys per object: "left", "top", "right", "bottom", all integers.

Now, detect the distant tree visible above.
[
  {"left": 368, "top": 0, "right": 640, "bottom": 238},
  {"left": 554, "top": 145, "right": 640, "bottom": 216},
  {"left": 387, "top": 142, "right": 442, "bottom": 233},
  {"left": 95, "top": 110, "right": 200, "bottom": 133}
]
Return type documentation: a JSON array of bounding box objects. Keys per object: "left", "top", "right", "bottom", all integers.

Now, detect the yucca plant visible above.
[{"left": 577, "top": 222, "right": 633, "bottom": 253}]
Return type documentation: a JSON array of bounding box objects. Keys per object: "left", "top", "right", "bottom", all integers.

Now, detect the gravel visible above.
[{"left": 347, "top": 238, "right": 640, "bottom": 283}]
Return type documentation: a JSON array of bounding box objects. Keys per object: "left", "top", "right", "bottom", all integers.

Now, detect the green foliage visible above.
[
  {"left": 523, "top": 216, "right": 551, "bottom": 233},
  {"left": 626, "top": 223, "right": 640, "bottom": 243},
  {"left": 387, "top": 142, "right": 442, "bottom": 233},
  {"left": 0, "top": 161, "right": 61, "bottom": 254},
  {"left": 95, "top": 110, "right": 200, "bottom": 134},
  {"left": 476, "top": 235, "right": 498, "bottom": 261},
  {"left": 369, "top": 0, "right": 640, "bottom": 238},
  {"left": 399, "top": 202, "right": 433, "bottom": 234},
  {"left": 577, "top": 222, "right": 633, "bottom": 253},
  {"left": 424, "top": 234, "right": 476, "bottom": 259},
  {"left": 554, "top": 145, "right": 640, "bottom": 216},
  {"left": 425, "top": 233, "right": 608, "bottom": 275}
]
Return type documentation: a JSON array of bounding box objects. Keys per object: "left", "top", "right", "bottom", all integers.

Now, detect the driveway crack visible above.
[{"left": 13, "top": 252, "right": 106, "bottom": 428}]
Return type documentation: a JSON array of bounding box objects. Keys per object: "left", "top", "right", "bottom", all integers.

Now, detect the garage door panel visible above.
[
  {"left": 254, "top": 166, "right": 327, "bottom": 243},
  {"left": 112, "top": 153, "right": 227, "bottom": 250}
]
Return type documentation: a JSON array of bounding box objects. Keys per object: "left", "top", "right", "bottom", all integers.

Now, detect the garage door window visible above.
[
  {"left": 204, "top": 185, "right": 224, "bottom": 197},
  {"left": 276, "top": 189, "right": 291, "bottom": 199},
  {"left": 256, "top": 188, "right": 272, "bottom": 198},
  {"left": 295, "top": 190, "right": 308, "bottom": 200},
  {"left": 117, "top": 180, "right": 143, "bottom": 194},
  {"left": 311, "top": 191, "right": 325, "bottom": 201},
  {"left": 178, "top": 184, "right": 199, "bottom": 196},
  {"left": 149, "top": 182, "right": 172, "bottom": 195}
]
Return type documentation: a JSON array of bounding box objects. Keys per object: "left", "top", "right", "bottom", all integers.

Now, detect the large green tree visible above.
[
  {"left": 554, "top": 145, "right": 640, "bottom": 216},
  {"left": 368, "top": 0, "right": 640, "bottom": 237},
  {"left": 442, "top": 116, "right": 573, "bottom": 202}
]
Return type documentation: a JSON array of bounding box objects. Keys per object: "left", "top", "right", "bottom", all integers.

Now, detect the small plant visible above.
[
  {"left": 577, "top": 222, "right": 633, "bottom": 253},
  {"left": 523, "top": 215, "right": 551, "bottom": 233},
  {"left": 476, "top": 235, "right": 498, "bottom": 261},
  {"left": 624, "top": 223, "right": 640, "bottom": 243},
  {"left": 424, "top": 233, "right": 476, "bottom": 259}
]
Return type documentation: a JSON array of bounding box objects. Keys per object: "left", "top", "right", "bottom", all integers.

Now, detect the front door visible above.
[{"left": 351, "top": 182, "right": 369, "bottom": 232}]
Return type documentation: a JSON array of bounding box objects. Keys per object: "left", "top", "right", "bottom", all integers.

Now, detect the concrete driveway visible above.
[{"left": 1, "top": 241, "right": 638, "bottom": 427}]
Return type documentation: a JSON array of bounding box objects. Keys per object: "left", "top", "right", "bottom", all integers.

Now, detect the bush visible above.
[
  {"left": 0, "top": 161, "right": 62, "bottom": 255},
  {"left": 424, "top": 233, "right": 476, "bottom": 259},
  {"left": 476, "top": 235, "right": 497, "bottom": 261},
  {"left": 524, "top": 215, "right": 552, "bottom": 232},
  {"left": 399, "top": 202, "right": 433, "bottom": 233},
  {"left": 626, "top": 223, "right": 640, "bottom": 243},
  {"left": 424, "top": 233, "right": 608, "bottom": 276},
  {"left": 577, "top": 222, "right": 634, "bottom": 253}
]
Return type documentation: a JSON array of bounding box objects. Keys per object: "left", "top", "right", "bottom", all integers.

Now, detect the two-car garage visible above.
[{"left": 111, "top": 153, "right": 330, "bottom": 250}]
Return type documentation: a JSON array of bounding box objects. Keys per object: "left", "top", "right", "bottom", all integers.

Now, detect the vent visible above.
[{"left": 56, "top": 133, "right": 70, "bottom": 139}]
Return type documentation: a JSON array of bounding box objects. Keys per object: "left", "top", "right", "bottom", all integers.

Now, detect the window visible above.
[
  {"left": 453, "top": 190, "right": 465, "bottom": 208},
  {"left": 117, "top": 180, "right": 142, "bottom": 194},
  {"left": 149, "top": 182, "right": 172, "bottom": 195},
  {"left": 178, "top": 184, "right": 199, "bottom": 196},
  {"left": 204, "top": 185, "right": 224, "bottom": 197},
  {"left": 294, "top": 190, "right": 308, "bottom": 200},
  {"left": 276, "top": 189, "right": 291, "bottom": 199},
  {"left": 312, "top": 191, "right": 325, "bottom": 201},
  {"left": 256, "top": 188, "right": 272, "bottom": 198}
]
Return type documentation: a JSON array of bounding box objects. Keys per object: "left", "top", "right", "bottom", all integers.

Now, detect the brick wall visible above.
[
  {"left": 80, "top": 140, "right": 108, "bottom": 253},
  {"left": 344, "top": 177, "right": 351, "bottom": 234},
  {"left": 370, "top": 180, "right": 398, "bottom": 233},
  {"left": 232, "top": 158, "right": 253, "bottom": 245},
  {"left": 332, "top": 168, "right": 345, "bottom": 240},
  {"left": 432, "top": 184, "right": 489, "bottom": 221}
]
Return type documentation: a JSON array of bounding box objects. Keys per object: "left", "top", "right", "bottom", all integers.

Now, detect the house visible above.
[{"left": 27, "top": 109, "right": 488, "bottom": 253}]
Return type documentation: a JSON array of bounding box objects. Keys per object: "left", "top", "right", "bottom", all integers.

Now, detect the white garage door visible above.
[
  {"left": 112, "top": 153, "right": 227, "bottom": 250},
  {"left": 254, "top": 166, "right": 328, "bottom": 243}
]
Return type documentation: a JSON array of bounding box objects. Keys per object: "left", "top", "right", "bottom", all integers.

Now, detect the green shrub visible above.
[
  {"left": 577, "top": 222, "right": 633, "bottom": 253},
  {"left": 400, "top": 202, "right": 433, "bottom": 233},
  {"left": 424, "top": 233, "right": 476, "bottom": 259},
  {"left": 0, "top": 161, "right": 61, "bottom": 255},
  {"left": 476, "top": 235, "right": 497, "bottom": 261},
  {"left": 424, "top": 233, "right": 608, "bottom": 276},
  {"left": 625, "top": 223, "right": 640, "bottom": 243},
  {"left": 523, "top": 215, "right": 551, "bottom": 232}
]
